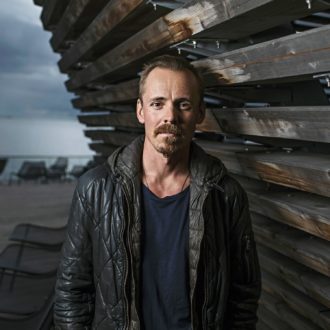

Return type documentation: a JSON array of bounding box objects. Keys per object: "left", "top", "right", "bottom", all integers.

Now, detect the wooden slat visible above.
[
  {"left": 89, "top": 143, "right": 118, "bottom": 155},
  {"left": 252, "top": 213, "right": 330, "bottom": 277},
  {"left": 211, "top": 106, "right": 330, "bottom": 143},
  {"left": 84, "top": 130, "right": 139, "bottom": 146},
  {"left": 195, "top": 25, "right": 330, "bottom": 86},
  {"left": 50, "top": 0, "right": 110, "bottom": 52},
  {"left": 262, "top": 270, "right": 330, "bottom": 330},
  {"left": 259, "top": 291, "right": 321, "bottom": 330},
  {"left": 78, "top": 105, "right": 135, "bottom": 113},
  {"left": 258, "top": 244, "right": 330, "bottom": 309},
  {"left": 78, "top": 110, "right": 225, "bottom": 133},
  {"left": 41, "top": 0, "right": 70, "bottom": 30},
  {"left": 258, "top": 304, "right": 293, "bottom": 330},
  {"left": 72, "top": 79, "right": 139, "bottom": 109},
  {"left": 78, "top": 113, "right": 142, "bottom": 129},
  {"left": 236, "top": 150, "right": 330, "bottom": 197},
  {"left": 59, "top": 0, "right": 171, "bottom": 72},
  {"left": 65, "top": 0, "right": 330, "bottom": 90},
  {"left": 236, "top": 176, "right": 330, "bottom": 241},
  {"left": 33, "top": 0, "right": 45, "bottom": 6},
  {"left": 197, "top": 140, "right": 330, "bottom": 197}
]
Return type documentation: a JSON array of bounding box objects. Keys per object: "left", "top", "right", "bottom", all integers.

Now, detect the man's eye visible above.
[
  {"left": 179, "top": 102, "right": 192, "bottom": 110},
  {"left": 150, "top": 102, "right": 162, "bottom": 109}
]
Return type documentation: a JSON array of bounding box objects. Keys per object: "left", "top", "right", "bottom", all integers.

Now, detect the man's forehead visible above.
[{"left": 143, "top": 68, "right": 199, "bottom": 92}]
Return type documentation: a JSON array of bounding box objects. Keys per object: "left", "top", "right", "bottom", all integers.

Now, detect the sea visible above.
[{"left": 0, "top": 117, "right": 94, "bottom": 182}]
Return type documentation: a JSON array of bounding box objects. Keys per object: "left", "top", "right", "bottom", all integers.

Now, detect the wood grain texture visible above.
[
  {"left": 65, "top": 1, "right": 330, "bottom": 90},
  {"left": 197, "top": 140, "right": 330, "bottom": 197},
  {"left": 194, "top": 25, "right": 330, "bottom": 86},
  {"left": 252, "top": 213, "right": 330, "bottom": 277},
  {"left": 262, "top": 270, "right": 330, "bottom": 330},
  {"left": 59, "top": 0, "right": 170, "bottom": 72},
  {"left": 72, "top": 79, "right": 139, "bottom": 109},
  {"left": 89, "top": 143, "right": 118, "bottom": 155},
  {"left": 50, "top": 0, "right": 110, "bottom": 52},
  {"left": 259, "top": 291, "right": 320, "bottom": 330},
  {"left": 78, "top": 112, "right": 142, "bottom": 129},
  {"left": 248, "top": 187, "right": 330, "bottom": 242},
  {"left": 41, "top": 0, "right": 70, "bottom": 30},
  {"left": 211, "top": 106, "right": 330, "bottom": 143},
  {"left": 258, "top": 244, "right": 330, "bottom": 309},
  {"left": 84, "top": 130, "right": 139, "bottom": 146}
]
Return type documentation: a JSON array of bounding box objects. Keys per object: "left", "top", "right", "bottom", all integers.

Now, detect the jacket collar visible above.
[{"left": 107, "top": 135, "right": 227, "bottom": 186}]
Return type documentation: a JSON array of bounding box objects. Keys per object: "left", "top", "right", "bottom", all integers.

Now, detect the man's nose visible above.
[{"left": 164, "top": 103, "right": 178, "bottom": 123}]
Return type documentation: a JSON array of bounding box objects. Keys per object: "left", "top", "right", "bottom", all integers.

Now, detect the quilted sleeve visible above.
[{"left": 54, "top": 186, "right": 95, "bottom": 330}]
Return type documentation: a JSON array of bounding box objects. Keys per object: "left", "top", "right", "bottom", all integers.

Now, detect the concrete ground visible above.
[{"left": 0, "top": 181, "right": 76, "bottom": 251}]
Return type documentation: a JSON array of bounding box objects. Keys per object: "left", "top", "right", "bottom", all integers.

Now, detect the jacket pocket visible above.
[{"left": 242, "top": 233, "right": 257, "bottom": 284}]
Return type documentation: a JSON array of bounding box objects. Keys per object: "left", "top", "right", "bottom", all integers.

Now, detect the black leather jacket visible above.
[{"left": 54, "top": 136, "right": 261, "bottom": 329}]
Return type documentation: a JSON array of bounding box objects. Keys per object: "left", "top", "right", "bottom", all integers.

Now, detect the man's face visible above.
[{"left": 136, "top": 68, "right": 205, "bottom": 158}]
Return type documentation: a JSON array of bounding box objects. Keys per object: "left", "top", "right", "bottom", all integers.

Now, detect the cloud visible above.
[{"left": 0, "top": 1, "right": 74, "bottom": 118}]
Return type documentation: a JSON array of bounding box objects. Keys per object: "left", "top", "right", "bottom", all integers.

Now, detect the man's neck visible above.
[{"left": 142, "top": 141, "right": 190, "bottom": 198}]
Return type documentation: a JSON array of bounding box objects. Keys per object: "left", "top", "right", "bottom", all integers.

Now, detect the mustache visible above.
[{"left": 154, "top": 124, "right": 182, "bottom": 135}]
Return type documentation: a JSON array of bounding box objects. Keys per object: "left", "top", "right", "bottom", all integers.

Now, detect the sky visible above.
[{"left": 0, "top": 0, "right": 93, "bottom": 156}]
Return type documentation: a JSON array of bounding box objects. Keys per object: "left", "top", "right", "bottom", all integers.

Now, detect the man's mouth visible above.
[{"left": 154, "top": 124, "right": 182, "bottom": 136}]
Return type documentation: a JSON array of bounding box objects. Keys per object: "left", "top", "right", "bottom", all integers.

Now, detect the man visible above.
[{"left": 54, "top": 55, "right": 261, "bottom": 329}]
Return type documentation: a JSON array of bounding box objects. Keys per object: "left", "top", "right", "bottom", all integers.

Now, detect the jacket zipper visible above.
[
  {"left": 243, "top": 234, "right": 252, "bottom": 283},
  {"left": 202, "top": 241, "right": 208, "bottom": 329},
  {"left": 122, "top": 183, "right": 132, "bottom": 329}
]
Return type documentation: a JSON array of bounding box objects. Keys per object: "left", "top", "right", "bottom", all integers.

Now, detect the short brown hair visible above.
[{"left": 138, "top": 55, "right": 204, "bottom": 102}]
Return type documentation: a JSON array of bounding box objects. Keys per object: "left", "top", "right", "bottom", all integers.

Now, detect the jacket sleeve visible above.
[
  {"left": 225, "top": 179, "right": 261, "bottom": 329},
  {"left": 54, "top": 185, "right": 95, "bottom": 330}
]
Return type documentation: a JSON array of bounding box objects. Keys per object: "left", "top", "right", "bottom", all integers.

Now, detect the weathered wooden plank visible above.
[
  {"left": 197, "top": 140, "right": 330, "bottom": 198},
  {"left": 196, "top": 108, "right": 222, "bottom": 133},
  {"left": 33, "top": 0, "right": 45, "bottom": 6},
  {"left": 236, "top": 176, "right": 330, "bottom": 242},
  {"left": 211, "top": 106, "right": 330, "bottom": 143},
  {"left": 84, "top": 130, "right": 140, "bottom": 146},
  {"left": 252, "top": 213, "right": 330, "bottom": 277},
  {"left": 41, "top": 0, "right": 70, "bottom": 30},
  {"left": 259, "top": 291, "right": 321, "bottom": 330},
  {"left": 196, "top": 140, "right": 269, "bottom": 176},
  {"left": 59, "top": 0, "right": 171, "bottom": 72},
  {"left": 65, "top": 0, "right": 330, "bottom": 90},
  {"left": 194, "top": 25, "right": 330, "bottom": 86},
  {"left": 50, "top": 0, "right": 110, "bottom": 52},
  {"left": 262, "top": 270, "right": 330, "bottom": 330},
  {"left": 258, "top": 304, "right": 293, "bottom": 330},
  {"left": 78, "top": 110, "right": 224, "bottom": 133},
  {"left": 258, "top": 244, "right": 330, "bottom": 309},
  {"left": 78, "top": 112, "right": 142, "bottom": 129},
  {"left": 89, "top": 143, "right": 118, "bottom": 156},
  {"left": 214, "top": 80, "right": 329, "bottom": 107},
  {"left": 78, "top": 105, "right": 136, "bottom": 113},
  {"left": 72, "top": 79, "right": 139, "bottom": 109},
  {"left": 237, "top": 150, "right": 330, "bottom": 197}
]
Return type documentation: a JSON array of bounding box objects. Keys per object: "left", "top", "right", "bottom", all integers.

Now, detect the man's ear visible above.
[
  {"left": 196, "top": 101, "right": 206, "bottom": 124},
  {"left": 136, "top": 98, "right": 145, "bottom": 124}
]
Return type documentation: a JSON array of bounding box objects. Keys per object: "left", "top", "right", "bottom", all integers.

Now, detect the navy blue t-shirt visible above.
[{"left": 140, "top": 184, "right": 191, "bottom": 330}]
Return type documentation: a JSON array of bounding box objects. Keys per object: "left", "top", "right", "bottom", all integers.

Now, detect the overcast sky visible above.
[
  {"left": 0, "top": 1, "right": 94, "bottom": 157},
  {"left": 0, "top": 0, "right": 74, "bottom": 119}
]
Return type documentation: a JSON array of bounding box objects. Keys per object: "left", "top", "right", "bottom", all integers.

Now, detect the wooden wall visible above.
[{"left": 35, "top": 1, "right": 330, "bottom": 328}]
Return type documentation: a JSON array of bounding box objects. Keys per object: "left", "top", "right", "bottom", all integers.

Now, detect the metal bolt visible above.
[
  {"left": 216, "top": 40, "right": 220, "bottom": 49},
  {"left": 306, "top": 0, "right": 311, "bottom": 9},
  {"left": 192, "top": 40, "right": 197, "bottom": 49}
]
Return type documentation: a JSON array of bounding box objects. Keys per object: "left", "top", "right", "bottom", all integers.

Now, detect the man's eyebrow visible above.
[
  {"left": 149, "top": 97, "right": 166, "bottom": 102},
  {"left": 174, "top": 97, "right": 192, "bottom": 102}
]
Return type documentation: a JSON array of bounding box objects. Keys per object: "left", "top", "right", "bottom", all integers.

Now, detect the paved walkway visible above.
[{"left": 0, "top": 181, "right": 76, "bottom": 251}]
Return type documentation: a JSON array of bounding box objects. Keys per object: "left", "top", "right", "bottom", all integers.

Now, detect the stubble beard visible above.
[{"left": 152, "top": 123, "right": 184, "bottom": 158}]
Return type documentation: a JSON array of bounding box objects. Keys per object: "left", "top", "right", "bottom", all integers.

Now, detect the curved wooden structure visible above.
[{"left": 35, "top": 1, "right": 330, "bottom": 328}]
